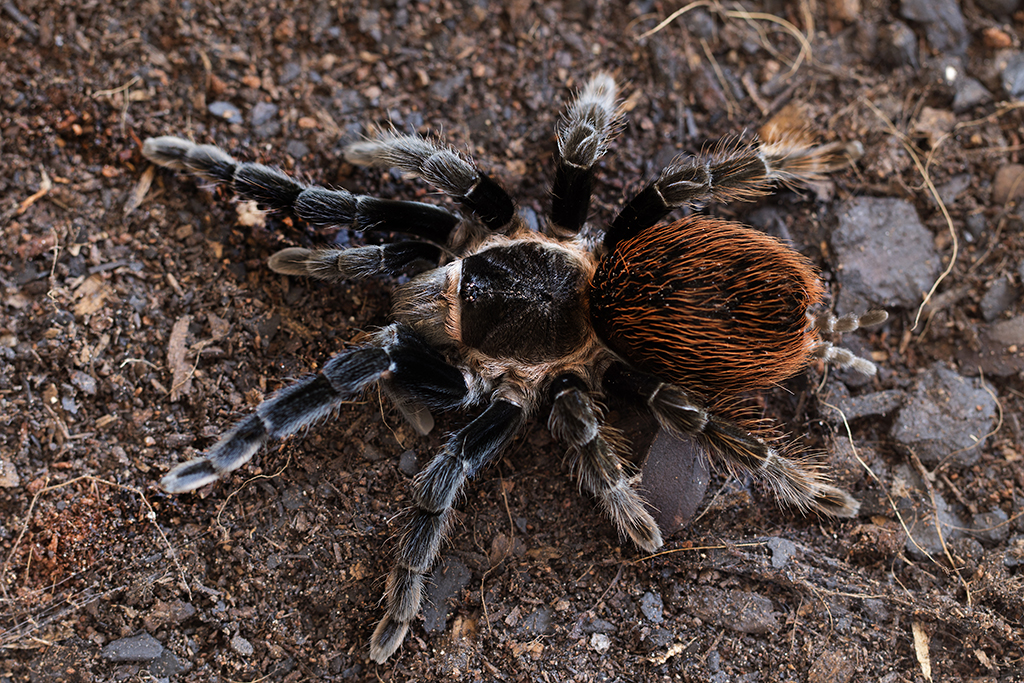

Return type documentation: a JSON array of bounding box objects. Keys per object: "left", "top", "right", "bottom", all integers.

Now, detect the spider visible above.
[{"left": 143, "top": 73, "right": 885, "bottom": 663}]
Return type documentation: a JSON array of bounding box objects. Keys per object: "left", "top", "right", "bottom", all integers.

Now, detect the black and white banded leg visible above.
[
  {"left": 551, "top": 73, "right": 622, "bottom": 234},
  {"left": 159, "top": 324, "right": 468, "bottom": 493},
  {"left": 809, "top": 309, "right": 889, "bottom": 375},
  {"left": 142, "top": 136, "right": 462, "bottom": 245},
  {"left": 610, "top": 368, "right": 860, "bottom": 518},
  {"left": 370, "top": 398, "right": 525, "bottom": 663},
  {"left": 267, "top": 242, "right": 443, "bottom": 282},
  {"left": 547, "top": 373, "right": 662, "bottom": 551},
  {"left": 605, "top": 136, "right": 858, "bottom": 249},
  {"left": 344, "top": 133, "right": 516, "bottom": 232}
]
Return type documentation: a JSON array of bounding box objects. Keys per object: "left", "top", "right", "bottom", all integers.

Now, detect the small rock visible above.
[
  {"left": 1001, "top": 52, "right": 1024, "bottom": 100},
  {"left": 952, "top": 78, "right": 992, "bottom": 112},
  {"left": 520, "top": 606, "right": 553, "bottom": 635},
  {"left": 0, "top": 460, "right": 20, "bottom": 487},
  {"left": 208, "top": 101, "right": 243, "bottom": 125},
  {"left": 860, "top": 598, "right": 890, "bottom": 623},
  {"left": 766, "top": 537, "right": 798, "bottom": 569},
  {"left": 590, "top": 633, "right": 612, "bottom": 653},
  {"left": 980, "top": 278, "right": 1019, "bottom": 321},
  {"left": 281, "top": 486, "right": 306, "bottom": 510},
  {"left": 640, "top": 429, "right": 709, "bottom": 536},
  {"left": 422, "top": 555, "right": 471, "bottom": 633},
  {"left": 640, "top": 591, "right": 664, "bottom": 623},
  {"left": 684, "top": 586, "right": 778, "bottom": 634},
  {"left": 580, "top": 615, "right": 617, "bottom": 633},
  {"left": 230, "top": 634, "right": 254, "bottom": 656},
  {"left": 935, "top": 173, "right": 971, "bottom": 206},
  {"left": 250, "top": 101, "right": 279, "bottom": 126},
  {"left": 831, "top": 197, "right": 941, "bottom": 314},
  {"left": 890, "top": 363, "right": 998, "bottom": 466},
  {"left": 398, "top": 449, "right": 420, "bottom": 476},
  {"left": 988, "top": 315, "right": 1024, "bottom": 346},
  {"left": 143, "top": 599, "right": 196, "bottom": 631},
  {"left": 971, "top": 508, "right": 1010, "bottom": 545},
  {"left": 992, "top": 164, "right": 1024, "bottom": 206},
  {"left": 900, "top": 0, "right": 968, "bottom": 55},
  {"left": 149, "top": 649, "right": 182, "bottom": 677},
  {"left": 877, "top": 21, "right": 918, "bottom": 69},
  {"left": 285, "top": 140, "right": 310, "bottom": 158},
  {"left": 836, "top": 390, "right": 905, "bottom": 421},
  {"left": 102, "top": 633, "right": 164, "bottom": 662},
  {"left": 808, "top": 648, "right": 859, "bottom": 683},
  {"left": 70, "top": 369, "right": 97, "bottom": 395},
  {"left": 975, "top": 0, "right": 1022, "bottom": 17}
]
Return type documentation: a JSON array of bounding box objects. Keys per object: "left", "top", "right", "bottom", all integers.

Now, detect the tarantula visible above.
[{"left": 144, "top": 73, "right": 884, "bottom": 663}]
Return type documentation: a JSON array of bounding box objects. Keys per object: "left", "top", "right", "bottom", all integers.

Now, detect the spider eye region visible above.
[
  {"left": 590, "top": 216, "right": 826, "bottom": 396},
  {"left": 458, "top": 242, "right": 590, "bottom": 362}
]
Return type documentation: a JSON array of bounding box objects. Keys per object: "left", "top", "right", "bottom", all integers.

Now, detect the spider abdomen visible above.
[
  {"left": 458, "top": 241, "right": 591, "bottom": 362},
  {"left": 590, "top": 216, "right": 825, "bottom": 397}
]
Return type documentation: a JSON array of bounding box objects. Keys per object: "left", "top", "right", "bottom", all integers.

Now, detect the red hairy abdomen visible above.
[{"left": 590, "top": 216, "right": 825, "bottom": 397}]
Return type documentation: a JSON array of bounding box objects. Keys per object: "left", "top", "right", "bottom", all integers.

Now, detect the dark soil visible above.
[{"left": 2, "top": 1, "right": 1024, "bottom": 681}]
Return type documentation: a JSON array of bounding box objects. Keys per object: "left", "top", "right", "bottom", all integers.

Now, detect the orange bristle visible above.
[{"left": 590, "top": 216, "right": 825, "bottom": 398}]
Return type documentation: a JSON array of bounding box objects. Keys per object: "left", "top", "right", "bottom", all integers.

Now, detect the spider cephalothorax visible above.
[{"left": 144, "top": 73, "right": 884, "bottom": 663}]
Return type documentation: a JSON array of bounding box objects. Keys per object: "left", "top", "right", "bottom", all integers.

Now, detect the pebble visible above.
[
  {"left": 251, "top": 101, "right": 281, "bottom": 137},
  {"left": 520, "top": 606, "right": 553, "bottom": 635},
  {"left": 766, "top": 537, "right": 798, "bottom": 569},
  {"left": 640, "top": 429, "right": 709, "bottom": 536},
  {"left": 101, "top": 632, "right": 164, "bottom": 662},
  {"left": 230, "top": 634, "right": 254, "bottom": 656},
  {"left": 975, "top": 0, "right": 1022, "bottom": 17},
  {"left": 988, "top": 315, "right": 1024, "bottom": 346},
  {"left": 590, "top": 633, "right": 612, "bottom": 653},
  {"left": 0, "top": 460, "right": 20, "bottom": 488},
  {"left": 980, "top": 277, "right": 1019, "bottom": 321},
  {"left": 899, "top": 0, "right": 968, "bottom": 55},
  {"left": 285, "top": 140, "right": 310, "bottom": 158},
  {"left": 398, "top": 449, "right": 420, "bottom": 476},
  {"left": 830, "top": 197, "right": 941, "bottom": 314},
  {"left": 835, "top": 389, "right": 904, "bottom": 421},
  {"left": 890, "top": 363, "right": 998, "bottom": 466},
  {"left": 70, "top": 369, "right": 97, "bottom": 395},
  {"left": 208, "top": 101, "right": 243, "bottom": 125},
  {"left": 1001, "top": 52, "right": 1024, "bottom": 100},
  {"left": 421, "top": 555, "right": 471, "bottom": 632},
  {"left": 281, "top": 486, "right": 307, "bottom": 511},
  {"left": 971, "top": 508, "right": 1011, "bottom": 545},
  {"left": 684, "top": 586, "right": 778, "bottom": 634},
  {"left": 992, "top": 164, "right": 1024, "bottom": 206},
  {"left": 935, "top": 173, "right": 971, "bottom": 206},
  {"left": 640, "top": 591, "right": 664, "bottom": 623},
  {"left": 876, "top": 21, "right": 918, "bottom": 69},
  {"left": 952, "top": 77, "right": 992, "bottom": 112}
]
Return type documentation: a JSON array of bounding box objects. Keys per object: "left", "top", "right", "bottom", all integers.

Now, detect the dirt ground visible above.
[{"left": 3, "top": 0, "right": 1024, "bottom": 681}]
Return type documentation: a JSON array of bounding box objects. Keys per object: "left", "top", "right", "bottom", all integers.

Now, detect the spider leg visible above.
[
  {"left": 547, "top": 373, "right": 662, "bottom": 551},
  {"left": 605, "top": 136, "right": 860, "bottom": 249},
  {"left": 551, "top": 73, "right": 622, "bottom": 234},
  {"left": 160, "top": 324, "right": 467, "bottom": 493},
  {"left": 267, "top": 242, "right": 443, "bottom": 282},
  {"left": 142, "top": 136, "right": 460, "bottom": 244},
  {"left": 610, "top": 368, "right": 859, "bottom": 518},
  {"left": 808, "top": 309, "right": 889, "bottom": 375},
  {"left": 370, "top": 399, "right": 525, "bottom": 663},
  {"left": 344, "top": 133, "right": 516, "bottom": 231}
]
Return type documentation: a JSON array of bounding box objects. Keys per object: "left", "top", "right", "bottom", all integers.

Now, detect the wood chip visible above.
[
  {"left": 124, "top": 164, "right": 155, "bottom": 217},
  {"left": 168, "top": 314, "right": 193, "bottom": 401}
]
